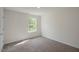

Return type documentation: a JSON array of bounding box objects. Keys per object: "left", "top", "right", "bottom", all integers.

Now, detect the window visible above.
[{"left": 28, "top": 17, "right": 37, "bottom": 33}]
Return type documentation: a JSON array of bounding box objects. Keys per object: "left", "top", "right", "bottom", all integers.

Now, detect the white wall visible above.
[
  {"left": 4, "top": 9, "right": 41, "bottom": 44},
  {"left": 42, "top": 8, "right": 79, "bottom": 48}
]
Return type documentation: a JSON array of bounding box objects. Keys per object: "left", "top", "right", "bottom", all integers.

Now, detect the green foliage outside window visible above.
[{"left": 28, "top": 17, "right": 37, "bottom": 33}]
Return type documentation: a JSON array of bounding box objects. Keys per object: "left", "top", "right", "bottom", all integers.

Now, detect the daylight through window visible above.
[{"left": 28, "top": 17, "right": 37, "bottom": 33}]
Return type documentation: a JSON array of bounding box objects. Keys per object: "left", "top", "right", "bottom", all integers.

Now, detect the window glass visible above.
[{"left": 28, "top": 17, "right": 37, "bottom": 33}]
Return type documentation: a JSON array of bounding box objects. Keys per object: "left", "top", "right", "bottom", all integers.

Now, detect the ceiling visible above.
[
  {"left": 5, "top": 7, "right": 54, "bottom": 15},
  {"left": 4, "top": 7, "right": 79, "bottom": 15}
]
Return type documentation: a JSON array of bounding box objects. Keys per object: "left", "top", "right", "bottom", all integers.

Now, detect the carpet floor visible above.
[{"left": 2, "top": 37, "right": 79, "bottom": 52}]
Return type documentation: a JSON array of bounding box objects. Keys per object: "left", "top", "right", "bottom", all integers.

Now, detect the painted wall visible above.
[
  {"left": 4, "top": 9, "right": 41, "bottom": 44},
  {"left": 0, "top": 8, "right": 4, "bottom": 51},
  {"left": 41, "top": 8, "right": 79, "bottom": 48}
]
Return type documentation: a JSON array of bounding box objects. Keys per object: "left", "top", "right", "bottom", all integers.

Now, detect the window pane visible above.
[{"left": 28, "top": 17, "right": 37, "bottom": 33}]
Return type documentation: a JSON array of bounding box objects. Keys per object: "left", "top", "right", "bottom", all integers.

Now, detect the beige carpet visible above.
[{"left": 2, "top": 37, "right": 79, "bottom": 52}]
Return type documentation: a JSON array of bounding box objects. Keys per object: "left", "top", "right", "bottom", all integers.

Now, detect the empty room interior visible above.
[{"left": 0, "top": 7, "right": 79, "bottom": 52}]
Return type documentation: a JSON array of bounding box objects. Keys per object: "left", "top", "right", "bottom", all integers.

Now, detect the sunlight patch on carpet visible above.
[{"left": 14, "top": 40, "right": 29, "bottom": 46}]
